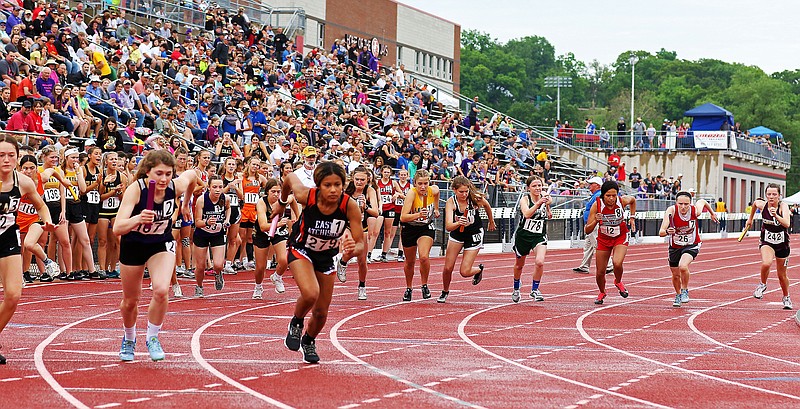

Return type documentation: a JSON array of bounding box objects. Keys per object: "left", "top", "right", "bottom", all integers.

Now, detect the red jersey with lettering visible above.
[
  {"left": 377, "top": 178, "right": 395, "bottom": 211},
  {"left": 669, "top": 206, "right": 700, "bottom": 249},
  {"left": 596, "top": 196, "right": 629, "bottom": 240},
  {"left": 395, "top": 180, "right": 411, "bottom": 212}
]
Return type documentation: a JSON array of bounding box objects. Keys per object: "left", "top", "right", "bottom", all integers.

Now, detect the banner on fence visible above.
[{"left": 693, "top": 131, "right": 729, "bottom": 149}]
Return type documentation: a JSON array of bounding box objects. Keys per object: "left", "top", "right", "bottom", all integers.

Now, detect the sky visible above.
[{"left": 399, "top": 0, "right": 800, "bottom": 74}]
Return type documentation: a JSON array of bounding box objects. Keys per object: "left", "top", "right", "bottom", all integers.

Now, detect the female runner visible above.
[
  {"left": 659, "top": 191, "right": 718, "bottom": 307},
  {"left": 340, "top": 166, "right": 379, "bottom": 300},
  {"left": 270, "top": 162, "right": 362, "bottom": 363},
  {"left": 18, "top": 155, "right": 60, "bottom": 282},
  {"left": 376, "top": 165, "right": 401, "bottom": 263},
  {"left": 233, "top": 156, "right": 268, "bottom": 274},
  {"left": 193, "top": 176, "right": 230, "bottom": 297},
  {"left": 745, "top": 184, "right": 793, "bottom": 309},
  {"left": 82, "top": 146, "right": 104, "bottom": 278},
  {"left": 584, "top": 180, "right": 637, "bottom": 305},
  {"left": 440, "top": 176, "right": 495, "bottom": 303},
  {"left": 364, "top": 170, "right": 383, "bottom": 262},
  {"left": 510, "top": 176, "right": 552, "bottom": 303},
  {"left": 253, "top": 179, "right": 299, "bottom": 298},
  {"left": 394, "top": 169, "right": 411, "bottom": 262},
  {"left": 0, "top": 136, "right": 56, "bottom": 364},
  {"left": 62, "top": 148, "right": 98, "bottom": 280},
  {"left": 98, "top": 152, "right": 127, "bottom": 279},
  {"left": 39, "top": 146, "right": 73, "bottom": 280},
  {"left": 220, "top": 157, "right": 243, "bottom": 277},
  {"left": 114, "top": 150, "right": 196, "bottom": 362},
  {"left": 399, "top": 169, "right": 440, "bottom": 301}
]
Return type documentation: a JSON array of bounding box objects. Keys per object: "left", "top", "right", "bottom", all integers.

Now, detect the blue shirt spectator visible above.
[
  {"left": 196, "top": 103, "right": 210, "bottom": 130},
  {"left": 583, "top": 177, "right": 604, "bottom": 223},
  {"left": 248, "top": 108, "right": 267, "bottom": 136}
]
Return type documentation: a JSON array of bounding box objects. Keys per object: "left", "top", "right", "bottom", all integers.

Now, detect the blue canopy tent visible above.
[
  {"left": 684, "top": 103, "right": 735, "bottom": 131},
  {"left": 748, "top": 126, "right": 783, "bottom": 139}
]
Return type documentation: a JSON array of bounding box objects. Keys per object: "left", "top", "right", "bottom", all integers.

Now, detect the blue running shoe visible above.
[
  {"left": 146, "top": 336, "right": 165, "bottom": 361},
  {"left": 119, "top": 338, "right": 136, "bottom": 362}
]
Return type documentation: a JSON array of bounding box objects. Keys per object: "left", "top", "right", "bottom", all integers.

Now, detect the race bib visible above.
[
  {"left": 103, "top": 196, "right": 120, "bottom": 209},
  {"left": 674, "top": 234, "right": 692, "bottom": 246},
  {"left": 43, "top": 188, "right": 60, "bottom": 202},
  {"left": 244, "top": 192, "right": 259, "bottom": 204},
  {"left": 471, "top": 231, "right": 483, "bottom": 244},
  {"left": 765, "top": 231, "right": 785, "bottom": 245},
  {"left": 0, "top": 213, "right": 15, "bottom": 234},
  {"left": 204, "top": 221, "right": 223, "bottom": 233},
  {"left": 228, "top": 192, "right": 239, "bottom": 207},
  {"left": 133, "top": 219, "right": 170, "bottom": 235},
  {"left": 87, "top": 190, "right": 101, "bottom": 204},
  {"left": 306, "top": 235, "right": 339, "bottom": 252},
  {"left": 523, "top": 218, "right": 544, "bottom": 234},
  {"left": 18, "top": 202, "right": 36, "bottom": 215},
  {"left": 68, "top": 186, "right": 80, "bottom": 200},
  {"left": 381, "top": 194, "right": 393, "bottom": 205},
  {"left": 600, "top": 225, "right": 621, "bottom": 237}
]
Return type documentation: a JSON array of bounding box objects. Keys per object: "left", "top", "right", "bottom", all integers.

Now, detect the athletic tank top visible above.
[
  {"left": 395, "top": 181, "right": 410, "bottom": 211},
  {"left": 196, "top": 190, "right": 227, "bottom": 237},
  {"left": 0, "top": 171, "right": 22, "bottom": 236},
  {"left": 517, "top": 194, "right": 548, "bottom": 236},
  {"left": 17, "top": 172, "right": 43, "bottom": 228},
  {"left": 223, "top": 176, "right": 240, "bottom": 208},
  {"left": 83, "top": 165, "right": 102, "bottom": 206},
  {"left": 242, "top": 176, "right": 260, "bottom": 209},
  {"left": 669, "top": 206, "right": 700, "bottom": 248},
  {"left": 63, "top": 167, "right": 80, "bottom": 203},
  {"left": 255, "top": 197, "right": 293, "bottom": 239},
  {"left": 40, "top": 167, "right": 61, "bottom": 205},
  {"left": 403, "top": 186, "right": 435, "bottom": 227},
  {"left": 760, "top": 201, "right": 789, "bottom": 249},
  {"left": 101, "top": 171, "right": 123, "bottom": 211},
  {"left": 377, "top": 178, "right": 395, "bottom": 211},
  {"left": 122, "top": 179, "right": 177, "bottom": 243},
  {"left": 452, "top": 197, "right": 482, "bottom": 236},
  {"left": 289, "top": 188, "right": 350, "bottom": 256},
  {"left": 597, "top": 196, "right": 629, "bottom": 239}
]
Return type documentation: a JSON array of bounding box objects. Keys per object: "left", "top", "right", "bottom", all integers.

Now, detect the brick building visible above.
[{"left": 268, "top": 0, "right": 460, "bottom": 93}]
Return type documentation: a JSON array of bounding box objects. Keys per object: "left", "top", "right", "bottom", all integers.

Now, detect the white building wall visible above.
[
  {"left": 396, "top": 4, "right": 454, "bottom": 59},
  {"left": 266, "top": 0, "right": 326, "bottom": 19}
]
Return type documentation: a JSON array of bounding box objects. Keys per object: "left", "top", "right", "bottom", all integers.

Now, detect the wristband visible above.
[{"left": 277, "top": 197, "right": 288, "bottom": 206}]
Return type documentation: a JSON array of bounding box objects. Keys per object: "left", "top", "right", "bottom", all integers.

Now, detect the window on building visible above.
[
  {"left": 415, "top": 51, "right": 420, "bottom": 72},
  {"left": 436, "top": 58, "right": 441, "bottom": 78},
  {"left": 428, "top": 54, "right": 433, "bottom": 76},
  {"left": 397, "top": 46, "right": 402, "bottom": 65},
  {"left": 422, "top": 54, "right": 428, "bottom": 74},
  {"left": 318, "top": 23, "right": 325, "bottom": 48}
]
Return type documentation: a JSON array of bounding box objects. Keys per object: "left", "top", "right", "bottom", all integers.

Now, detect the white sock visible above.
[
  {"left": 146, "top": 322, "right": 162, "bottom": 340},
  {"left": 225, "top": 260, "right": 232, "bottom": 267},
  {"left": 255, "top": 283, "right": 263, "bottom": 289},
  {"left": 124, "top": 326, "right": 136, "bottom": 342}
]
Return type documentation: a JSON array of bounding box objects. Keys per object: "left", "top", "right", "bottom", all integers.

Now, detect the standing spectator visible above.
[
  {"left": 468, "top": 96, "right": 479, "bottom": 128},
  {"left": 616, "top": 117, "right": 627, "bottom": 148},
  {"left": 646, "top": 122, "right": 657, "bottom": 149},
  {"left": 715, "top": 197, "right": 728, "bottom": 232},
  {"left": 629, "top": 167, "right": 642, "bottom": 190},
  {"left": 632, "top": 117, "right": 646, "bottom": 148},
  {"left": 598, "top": 126, "right": 611, "bottom": 150},
  {"left": 607, "top": 149, "right": 621, "bottom": 170},
  {"left": 211, "top": 34, "right": 230, "bottom": 84},
  {"left": 584, "top": 117, "right": 596, "bottom": 135}
]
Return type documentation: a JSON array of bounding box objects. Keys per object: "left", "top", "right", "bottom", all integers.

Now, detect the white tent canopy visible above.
[{"left": 783, "top": 190, "right": 800, "bottom": 204}]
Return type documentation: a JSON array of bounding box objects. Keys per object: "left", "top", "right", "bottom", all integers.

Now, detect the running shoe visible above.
[
  {"left": 0, "top": 353, "right": 5, "bottom": 365},
  {"left": 421, "top": 284, "right": 431, "bottom": 299},
  {"left": 594, "top": 292, "right": 607, "bottom": 305},
  {"left": 146, "top": 336, "right": 165, "bottom": 361},
  {"left": 753, "top": 283, "right": 767, "bottom": 299},
  {"left": 106, "top": 269, "right": 120, "bottom": 279},
  {"left": 252, "top": 285, "right": 263, "bottom": 300},
  {"left": 45, "top": 259, "right": 60, "bottom": 279},
  {"left": 56, "top": 272, "right": 68, "bottom": 280},
  {"left": 183, "top": 269, "right": 195, "bottom": 279},
  {"left": 205, "top": 269, "right": 215, "bottom": 277},
  {"left": 606, "top": 268, "right": 614, "bottom": 275},
  {"left": 377, "top": 254, "right": 388, "bottom": 263},
  {"left": 357, "top": 286, "right": 367, "bottom": 300},
  {"left": 334, "top": 253, "right": 347, "bottom": 283},
  {"left": 67, "top": 271, "right": 84, "bottom": 281},
  {"left": 233, "top": 260, "right": 245, "bottom": 271},
  {"left": 194, "top": 285, "right": 204, "bottom": 298},
  {"left": 119, "top": 338, "right": 136, "bottom": 362},
  {"left": 783, "top": 296, "right": 793, "bottom": 310},
  {"left": 244, "top": 261, "right": 255, "bottom": 271},
  {"left": 572, "top": 267, "right": 589, "bottom": 274},
  {"left": 270, "top": 273, "right": 285, "bottom": 293},
  {"left": 89, "top": 270, "right": 107, "bottom": 280},
  {"left": 285, "top": 320, "right": 303, "bottom": 351},
  {"left": 172, "top": 284, "right": 183, "bottom": 298},
  {"left": 23, "top": 271, "right": 34, "bottom": 284},
  {"left": 301, "top": 340, "right": 320, "bottom": 364},
  {"left": 402, "top": 287, "right": 412, "bottom": 302},
  {"left": 472, "top": 264, "right": 484, "bottom": 285},
  {"left": 530, "top": 289, "right": 544, "bottom": 302},
  {"left": 176, "top": 265, "right": 187, "bottom": 278},
  {"left": 437, "top": 291, "right": 449, "bottom": 303},
  {"left": 267, "top": 260, "right": 276, "bottom": 270},
  {"left": 214, "top": 271, "right": 225, "bottom": 291},
  {"left": 615, "top": 282, "right": 629, "bottom": 298},
  {"left": 511, "top": 289, "right": 520, "bottom": 303},
  {"left": 673, "top": 294, "right": 682, "bottom": 308},
  {"left": 680, "top": 289, "right": 690, "bottom": 303},
  {"left": 396, "top": 254, "right": 405, "bottom": 262},
  {"left": 40, "top": 273, "right": 55, "bottom": 283}
]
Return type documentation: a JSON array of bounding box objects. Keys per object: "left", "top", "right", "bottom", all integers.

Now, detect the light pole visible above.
[
  {"left": 629, "top": 53, "right": 638, "bottom": 150},
  {"left": 544, "top": 76, "right": 572, "bottom": 122}
]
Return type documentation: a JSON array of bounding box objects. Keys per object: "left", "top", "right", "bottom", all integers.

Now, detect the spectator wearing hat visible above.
[
  {"left": 6, "top": 99, "right": 36, "bottom": 134},
  {"left": 633, "top": 117, "right": 646, "bottom": 149},
  {"left": 573, "top": 176, "right": 613, "bottom": 274},
  {"left": 598, "top": 126, "right": 611, "bottom": 150},
  {"left": 249, "top": 102, "right": 267, "bottom": 137},
  {"left": 118, "top": 79, "right": 145, "bottom": 127},
  {"left": 293, "top": 145, "right": 318, "bottom": 188},
  {"left": 86, "top": 75, "right": 119, "bottom": 123},
  {"left": 70, "top": 12, "right": 87, "bottom": 34}
]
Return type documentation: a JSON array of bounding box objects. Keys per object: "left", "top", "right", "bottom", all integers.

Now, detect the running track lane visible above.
[{"left": 1, "top": 237, "right": 798, "bottom": 408}]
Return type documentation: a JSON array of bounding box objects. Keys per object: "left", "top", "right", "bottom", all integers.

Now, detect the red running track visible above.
[{"left": 1, "top": 237, "right": 799, "bottom": 408}]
